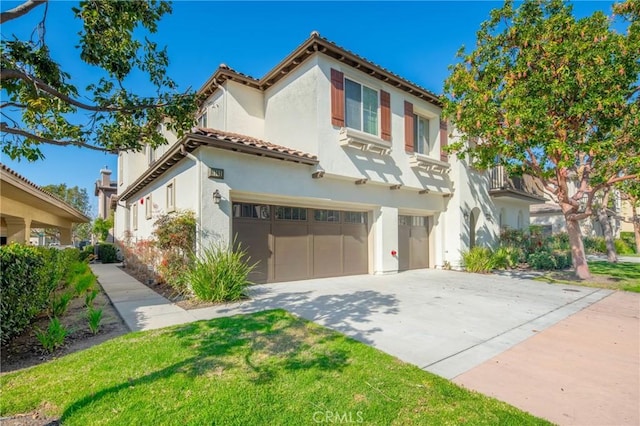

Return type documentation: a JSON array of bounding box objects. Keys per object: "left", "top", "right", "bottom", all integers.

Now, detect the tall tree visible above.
[
  {"left": 443, "top": 0, "right": 639, "bottom": 279},
  {"left": 1, "top": 0, "right": 198, "bottom": 161},
  {"left": 42, "top": 183, "right": 91, "bottom": 241}
]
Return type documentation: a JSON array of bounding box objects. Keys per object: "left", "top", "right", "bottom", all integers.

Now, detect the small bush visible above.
[
  {"left": 0, "top": 244, "right": 51, "bottom": 344},
  {"left": 73, "top": 271, "right": 96, "bottom": 296},
  {"left": 87, "top": 307, "right": 103, "bottom": 335},
  {"left": 185, "top": 242, "right": 255, "bottom": 302},
  {"left": 35, "top": 317, "right": 68, "bottom": 353},
  {"left": 461, "top": 247, "right": 495, "bottom": 273},
  {"left": 79, "top": 245, "right": 95, "bottom": 262},
  {"left": 527, "top": 250, "right": 557, "bottom": 270},
  {"left": 614, "top": 238, "right": 635, "bottom": 255},
  {"left": 583, "top": 237, "right": 606, "bottom": 254},
  {"left": 492, "top": 246, "right": 519, "bottom": 269},
  {"left": 50, "top": 292, "right": 73, "bottom": 317},
  {"left": 552, "top": 251, "right": 572, "bottom": 269},
  {"left": 159, "top": 250, "right": 193, "bottom": 294},
  {"left": 548, "top": 233, "right": 570, "bottom": 251},
  {"left": 97, "top": 243, "right": 118, "bottom": 263},
  {"left": 85, "top": 289, "right": 99, "bottom": 307},
  {"left": 619, "top": 232, "right": 636, "bottom": 254}
]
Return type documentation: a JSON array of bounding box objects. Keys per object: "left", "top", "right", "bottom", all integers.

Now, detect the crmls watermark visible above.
[{"left": 312, "top": 411, "right": 364, "bottom": 424}]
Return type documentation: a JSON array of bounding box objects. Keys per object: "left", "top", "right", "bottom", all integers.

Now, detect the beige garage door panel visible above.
[
  {"left": 233, "top": 203, "right": 368, "bottom": 283},
  {"left": 273, "top": 223, "right": 311, "bottom": 282}
]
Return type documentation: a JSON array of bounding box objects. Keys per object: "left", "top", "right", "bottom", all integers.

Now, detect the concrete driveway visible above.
[{"left": 192, "top": 269, "right": 611, "bottom": 379}]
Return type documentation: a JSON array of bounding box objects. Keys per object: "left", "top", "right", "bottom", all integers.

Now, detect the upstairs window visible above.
[
  {"left": 413, "top": 115, "right": 430, "bottom": 154},
  {"left": 197, "top": 111, "right": 208, "bottom": 128},
  {"left": 345, "top": 79, "right": 378, "bottom": 136}
]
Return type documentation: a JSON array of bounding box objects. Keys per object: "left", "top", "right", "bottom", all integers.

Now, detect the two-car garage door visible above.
[{"left": 232, "top": 203, "right": 368, "bottom": 283}]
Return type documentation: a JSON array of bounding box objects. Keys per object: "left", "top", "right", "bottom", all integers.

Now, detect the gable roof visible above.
[
  {"left": 0, "top": 163, "right": 90, "bottom": 222},
  {"left": 198, "top": 31, "right": 441, "bottom": 107},
  {"left": 118, "top": 128, "right": 318, "bottom": 201}
]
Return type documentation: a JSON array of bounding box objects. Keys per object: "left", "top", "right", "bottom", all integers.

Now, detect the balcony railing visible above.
[{"left": 489, "top": 166, "right": 545, "bottom": 201}]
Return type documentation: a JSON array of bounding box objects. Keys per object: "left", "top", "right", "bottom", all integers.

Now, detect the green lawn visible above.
[
  {"left": 536, "top": 261, "right": 640, "bottom": 292},
  {"left": 0, "top": 310, "right": 549, "bottom": 425}
]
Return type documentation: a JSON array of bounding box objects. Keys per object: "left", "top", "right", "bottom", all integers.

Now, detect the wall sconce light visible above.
[
  {"left": 463, "top": 211, "right": 469, "bottom": 221},
  {"left": 213, "top": 189, "right": 222, "bottom": 204}
]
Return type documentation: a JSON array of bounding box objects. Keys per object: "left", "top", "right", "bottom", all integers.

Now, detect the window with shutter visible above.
[
  {"left": 344, "top": 78, "right": 379, "bottom": 136},
  {"left": 380, "top": 90, "right": 391, "bottom": 141},
  {"left": 331, "top": 69, "right": 345, "bottom": 126},
  {"left": 404, "top": 101, "right": 414, "bottom": 152}
]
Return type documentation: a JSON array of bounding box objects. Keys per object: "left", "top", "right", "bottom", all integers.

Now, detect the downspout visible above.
[{"left": 181, "top": 146, "right": 202, "bottom": 255}]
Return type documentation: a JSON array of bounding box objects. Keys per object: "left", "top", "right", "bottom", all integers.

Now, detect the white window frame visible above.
[
  {"left": 413, "top": 114, "right": 430, "bottom": 155},
  {"left": 344, "top": 78, "right": 379, "bottom": 136},
  {"left": 146, "top": 145, "right": 156, "bottom": 166},
  {"left": 145, "top": 195, "right": 152, "bottom": 219},
  {"left": 197, "top": 111, "right": 208, "bottom": 128},
  {"left": 166, "top": 181, "right": 175, "bottom": 213}
]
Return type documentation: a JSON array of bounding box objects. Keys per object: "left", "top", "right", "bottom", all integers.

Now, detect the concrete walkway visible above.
[{"left": 91, "top": 263, "right": 198, "bottom": 331}]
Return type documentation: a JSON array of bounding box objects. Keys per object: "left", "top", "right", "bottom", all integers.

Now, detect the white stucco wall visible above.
[{"left": 196, "top": 146, "right": 446, "bottom": 274}]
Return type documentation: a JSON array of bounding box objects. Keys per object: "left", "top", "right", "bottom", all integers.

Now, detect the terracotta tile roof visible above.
[
  {"left": 119, "top": 128, "right": 318, "bottom": 201},
  {"left": 199, "top": 32, "right": 441, "bottom": 106},
  {"left": 191, "top": 128, "right": 318, "bottom": 162}
]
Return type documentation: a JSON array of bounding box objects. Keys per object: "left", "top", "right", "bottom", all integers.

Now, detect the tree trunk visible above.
[
  {"left": 634, "top": 213, "right": 640, "bottom": 254},
  {"left": 566, "top": 217, "right": 592, "bottom": 279},
  {"left": 596, "top": 206, "right": 618, "bottom": 263}
]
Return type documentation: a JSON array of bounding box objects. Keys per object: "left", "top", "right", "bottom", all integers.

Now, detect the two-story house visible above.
[{"left": 115, "top": 32, "right": 544, "bottom": 283}]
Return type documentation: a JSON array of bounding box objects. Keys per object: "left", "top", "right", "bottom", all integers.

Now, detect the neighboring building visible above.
[
  {"left": 115, "top": 32, "right": 544, "bottom": 282},
  {"left": 95, "top": 167, "right": 117, "bottom": 220},
  {"left": 619, "top": 198, "right": 638, "bottom": 234},
  {"left": 0, "top": 164, "right": 90, "bottom": 245},
  {"left": 530, "top": 187, "right": 623, "bottom": 238},
  {"left": 94, "top": 167, "right": 117, "bottom": 243}
]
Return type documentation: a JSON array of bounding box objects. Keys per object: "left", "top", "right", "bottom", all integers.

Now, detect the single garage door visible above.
[
  {"left": 232, "top": 203, "right": 368, "bottom": 283},
  {"left": 398, "top": 215, "right": 429, "bottom": 271}
]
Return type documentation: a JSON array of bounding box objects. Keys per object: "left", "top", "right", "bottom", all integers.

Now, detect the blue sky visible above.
[{"left": 1, "top": 1, "right": 616, "bottom": 216}]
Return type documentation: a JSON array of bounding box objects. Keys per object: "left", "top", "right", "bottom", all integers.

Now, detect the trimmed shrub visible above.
[
  {"left": 614, "top": 238, "right": 634, "bottom": 255},
  {"left": 0, "top": 244, "right": 51, "bottom": 344},
  {"left": 620, "top": 232, "right": 636, "bottom": 254},
  {"left": 185, "top": 242, "right": 256, "bottom": 302},
  {"left": 97, "top": 243, "right": 118, "bottom": 263},
  {"left": 461, "top": 247, "right": 495, "bottom": 273},
  {"left": 527, "top": 250, "right": 557, "bottom": 270},
  {"left": 583, "top": 237, "right": 606, "bottom": 254},
  {"left": 552, "top": 251, "right": 572, "bottom": 269}
]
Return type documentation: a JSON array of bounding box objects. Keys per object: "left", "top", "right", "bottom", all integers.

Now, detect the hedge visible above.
[{"left": 0, "top": 244, "right": 52, "bottom": 344}]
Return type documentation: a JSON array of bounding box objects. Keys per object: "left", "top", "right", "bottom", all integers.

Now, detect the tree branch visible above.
[
  {"left": 1, "top": 0, "right": 46, "bottom": 24},
  {"left": 1, "top": 122, "right": 108, "bottom": 152},
  {"left": 1, "top": 67, "right": 185, "bottom": 113},
  {"left": 1, "top": 102, "right": 27, "bottom": 109}
]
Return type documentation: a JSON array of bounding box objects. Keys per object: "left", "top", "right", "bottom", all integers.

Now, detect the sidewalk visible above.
[
  {"left": 454, "top": 291, "right": 640, "bottom": 426},
  {"left": 90, "top": 263, "right": 198, "bottom": 331}
]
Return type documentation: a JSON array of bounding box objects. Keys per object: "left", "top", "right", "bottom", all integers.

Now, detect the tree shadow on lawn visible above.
[
  {"left": 212, "top": 288, "right": 400, "bottom": 346},
  {"left": 60, "top": 310, "right": 350, "bottom": 422}
]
